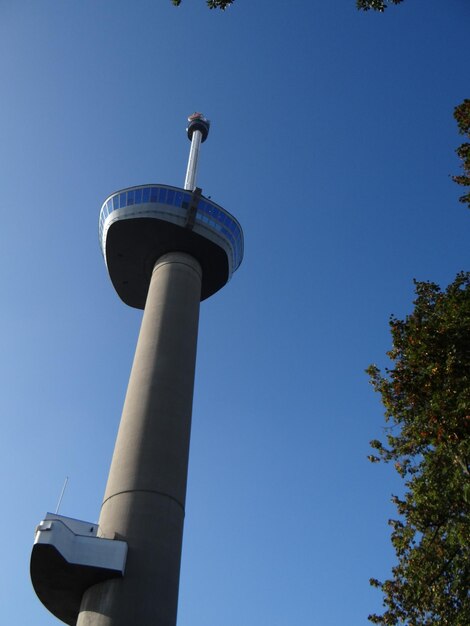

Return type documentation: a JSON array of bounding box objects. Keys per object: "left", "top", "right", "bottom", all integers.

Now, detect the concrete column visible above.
[{"left": 77, "top": 252, "right": 202, "bottom": 626}]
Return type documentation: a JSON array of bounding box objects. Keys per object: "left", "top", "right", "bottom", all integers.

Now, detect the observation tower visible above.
[{"left": 30, "top": 113, "right": 243, "bottom": 625}]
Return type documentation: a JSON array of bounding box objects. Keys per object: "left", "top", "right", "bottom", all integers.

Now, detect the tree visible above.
[
  {"left": 360, "top": 0, "right": 469, "bottom": 617},
  {"left": 366, "top": 273, "right": 470, "bottom": 625},
  {"left": 171, "top": 0, "right": 234, "bottom": 9},
  {"left": 357, "top": 0, "right": 403, "bottom": 11},
  {"left": 453, "top": 99, "right": 470, "bottom": 209},
  {"left": 170, "top": 0, "right": 400, "bottom": 10}
]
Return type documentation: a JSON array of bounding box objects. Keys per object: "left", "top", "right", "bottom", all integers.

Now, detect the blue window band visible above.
[{"left": 100, "top": 184, "right": 243, "bottom": 269}]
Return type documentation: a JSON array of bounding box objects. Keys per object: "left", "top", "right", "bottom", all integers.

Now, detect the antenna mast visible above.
[
  {"left": 55, "top": 476, "right": 69, "bottom": 514},
  {"left": 184, "top": 112, "right": 210, "bottom": 191}
]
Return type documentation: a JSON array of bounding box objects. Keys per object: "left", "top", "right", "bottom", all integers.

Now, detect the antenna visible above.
[
  {"left": 55, "top": 476, "right": 69, "bottom": 514},
  {"left": 184, "top": 112, "right": 210, "bottom": 191}
]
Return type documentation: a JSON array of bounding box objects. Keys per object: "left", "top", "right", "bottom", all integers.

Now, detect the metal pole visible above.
[
  {"left": 184, "top": 129, "right": 202, "bottom": 191},
  {"left": 55, "top": 476, "right": 69, "bottom": 515}
]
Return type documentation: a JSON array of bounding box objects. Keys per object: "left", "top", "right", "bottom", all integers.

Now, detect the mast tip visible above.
[{"left": 187, "top": 113, "right": 210, "bottom": 143}]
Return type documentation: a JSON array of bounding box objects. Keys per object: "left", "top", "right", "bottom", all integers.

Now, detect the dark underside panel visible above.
[
  {"left": 105, "top": 218, "right": 229, "bottom": 308},
  {"left": 30, "top": 544, "right": 122, "bottom": 626}
]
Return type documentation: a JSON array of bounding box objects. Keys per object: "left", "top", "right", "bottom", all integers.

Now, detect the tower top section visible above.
[
  {"left": 186, "top": 113, "right": 210, "bottom": 143},
  {"left": 99, "top": 115, "right": 243, "bottom": 308}
]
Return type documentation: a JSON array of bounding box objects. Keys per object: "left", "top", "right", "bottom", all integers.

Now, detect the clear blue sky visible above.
[{"left": 1, "top": 1, "right": 468, "bottom": 624}]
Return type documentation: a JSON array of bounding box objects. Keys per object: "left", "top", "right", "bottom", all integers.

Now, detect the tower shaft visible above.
[{"left": 77, "top": 252, "right": 202, "bottom": 626}]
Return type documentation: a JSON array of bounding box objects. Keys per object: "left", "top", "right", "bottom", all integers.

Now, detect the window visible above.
[
  {"left": 166, "top": 189, "right": 175, "bottom": 205},
  {"left": 175, "top": 191, "right": 183, "bottom": 207},
  {"left": 157, "top": 187, "right": 167, "bottom": 203}
]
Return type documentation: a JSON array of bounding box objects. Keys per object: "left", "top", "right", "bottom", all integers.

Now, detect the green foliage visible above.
[
  {"left": 367, "top": 274, "right": 470, "bottom": 625},
  {"left": 357, "top": 0, "right": 403, "bottom": 11},
  {"left": 452, "top": 100, "right": 470, "bottom": 209},
  {"left": 171, "top": 0, "right": 234, "bottom": 9},
  {"left": 172, "top": 0, "right": 400, "bottom": 11}
]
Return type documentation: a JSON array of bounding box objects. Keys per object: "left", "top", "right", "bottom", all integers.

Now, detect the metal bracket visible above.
[{"left": 184, "top": 186, "right": 202, "bottom": 230}]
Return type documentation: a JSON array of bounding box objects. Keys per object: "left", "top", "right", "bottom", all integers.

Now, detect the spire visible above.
[{"left": 184, "top": 113, "right": 210, "bottom": 191}]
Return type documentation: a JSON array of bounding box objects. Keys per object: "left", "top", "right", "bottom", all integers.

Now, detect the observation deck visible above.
[
  {"left": 99, "top": 183, "right": 243, "bottom": 308},
  {"left": 30, "top": 513, "right": 127, "bottom": 626}
]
